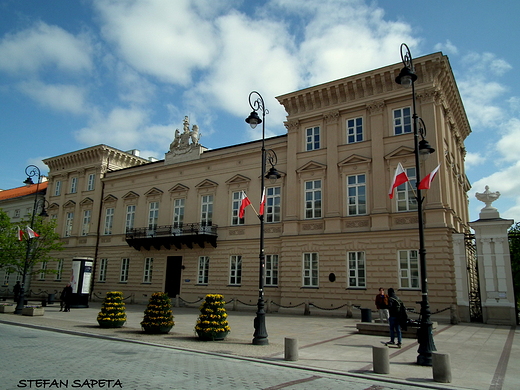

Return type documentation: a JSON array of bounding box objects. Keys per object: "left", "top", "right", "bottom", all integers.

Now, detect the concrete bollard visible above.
[
  {"left": 432, "top": 352, "right": 452, "bottom": 383},
  {"left": 284, "top": 338, "right": 298, "bottom": 361},
  {"left": 372, "top": 346, "right": 390, "bottom": 374}
]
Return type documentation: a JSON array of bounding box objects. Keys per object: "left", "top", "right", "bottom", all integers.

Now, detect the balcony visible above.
[{"left": 125, "top": 223, "right": 218, "bottom": 251}]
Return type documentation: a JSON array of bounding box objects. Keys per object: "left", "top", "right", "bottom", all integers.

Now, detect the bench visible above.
[{"left": 356, "top": 321, "right": 437, "bottom": 338}]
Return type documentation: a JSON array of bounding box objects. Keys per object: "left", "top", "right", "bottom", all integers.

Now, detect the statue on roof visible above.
[{"left": 169, "top": 116, "right": 202, "bottom": 152}]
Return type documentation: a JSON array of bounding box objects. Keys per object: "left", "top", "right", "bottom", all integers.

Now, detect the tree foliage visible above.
[
  {"left": 0, "top": 209, "right": 64, "bottom": 276},
  {"left": 508, "top": 222, "right": 520, "bottom": 299}
]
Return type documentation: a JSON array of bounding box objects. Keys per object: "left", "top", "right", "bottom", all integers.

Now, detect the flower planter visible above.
[
  {"left": 98, "top": 319, "right": 126, "bottom": 328},
  {"left": 142, "top": 325, "right": 173, "bottom": 334},
  {"left": 0, "top": 305, "right": 15, "bottom": 313},
  {"left": 196, "top": 330, "right": 228, "bottom": 341},
  {"left": 22, "top": 307, "right": 44, "bottom": 316},
  {"left": 141, "top": 292, "right": 175, "bottom": 335}
]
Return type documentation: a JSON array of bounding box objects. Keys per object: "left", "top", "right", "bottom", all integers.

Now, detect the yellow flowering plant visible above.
[
  {"left": 195, "top": 294, "right": 230, "bottom": 341},
  {"left": 141, "top": 292, "right": 175, "bottom": 334},
  {"left": 97, "top": 291, "right": 126, "bottom": 328}
]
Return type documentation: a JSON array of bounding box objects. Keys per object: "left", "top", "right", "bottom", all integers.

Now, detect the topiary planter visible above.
[
  {"left": 196, "top": 329, "right": 229, "bottom": 341},
  {"left": 142, "top": 325, "right": 173, "bottom": 334},
  {"left": 98, "top": 319, "right": 126, "bottom": 328},
  {"left": 195, "top": 294, "right": 230, "bottom": 341},
  {"left": 141, "top": 292, "right": 175, "bottom": 334},
  {"left": 97, "top": 291, "right": 126, "bottom": 328}
]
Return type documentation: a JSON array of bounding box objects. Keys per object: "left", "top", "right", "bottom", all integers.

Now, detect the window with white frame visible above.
[
  {"left": 104, "top": 208, "right": 114, "bottom": 235},
  {"left": 198, "top": 256, "right": 209, "bottom": 284},
  {"left": 303, "top": 252, "right": 319, "bottom": 287},
  {"left": 265, "top": 254, "right": 279, "bottom": 286},
  {"left": 14, "top": 209, "right": 20, "bottom": 218},
  {"left": 306, "top": 126, "right": 320, "bottom": 151},
  {"left": 347, "top": 251, "right": 366, "bottom": 288},
  {"left": 87, "top": 173, "right": 95, "bottom": 191},
  {"left": 148, "top": 202, "right": 159, "bottom": 230},
  {"left": 39, "top": 262, "right": 47, "bottom": 280},
  {"left": 81, "top": 209, "right": 91, "bottom": 236},
  {"left": 3, "top": 272, "right": 9, "bottom": 286},
  {"left": 125, "top": 205, "right": 136, "bottom": 232},
  {"left": 65, "top": 212, "right": 74, "bottom": 237},
  {"left": 347, "top": 117, "right": 363, "bottom": 143},
  {"left": 120, "top": 258, "right": 130, "bottom": 282},
  {"left": 399, "top": 250, "right": 419, "bottom": 289},
  {"left": 70, "top": 177, "right": 77, "bottom": 194},
  {"left": 393, "top": 107, "right": 412, "bottom": 135},
  {"left": 305, "top": 180, "right": 322, "bottom": 219},
  {"left": 396, "top": 167, "right": 417, "bottom": 212},
  {"left": 54, "top": 180, "right": 61, "bottom": 196},
  {"left": 347, "top": 174, "right": 366, "bottom": 215},
  {"left": 56, "top": 259, "right": 63, "bottom": 281},
  {"left": 143, "top": 257, "right": 153, "bottom": 283},
  {"left": 173, "top": 198, "right": 185, "bottom": 228},
  {"left": 231, "top": 191, "right": 245, "bottom": 225},
  {"left": 99, "top": 258, "right": 108, "bottom": 282},
  {"left": 229, "top": 255, "right": 242, "bottom": 285},
  {"left": 201, "top": 195, "right": 213, "bottom": 226},
  {"left": 266, "top": 187, "right": 281, "bottom": 223}
]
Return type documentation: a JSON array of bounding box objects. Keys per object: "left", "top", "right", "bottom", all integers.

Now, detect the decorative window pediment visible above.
[
  {"left": 195, "top": 179, "right": 218, "bottom": 189},
  {"left": 48, "top": 203, "right": 60, "bottom": 211},
  {"left": 63, "top": 200, "right": 76, "bottom": 209},
  {"left": 103, "top": 194, "right": 118, "bottom": 203},
  {"left": 122, "top": 191, "right": 140, "bottom": 200},
  {"left": 338, "top": 154, "right": 372, "bottom": 167},
  {"left": 79, "top": 197, "right": 94, "bottom": 207},
  {"left": 225, "top": 174, "right": 250, "bottom": 186},
  {"left": 296, "top": 161, "right": 327, "bottom": 174},
  {"left": 144, "top": 187, "right": 164, "bottom": 197},
  {"left": 168, "top": 183, "right": 190, "bottom": 194},
  {"left": 385, "top": 146, "right": 414, "bottom": 161}
]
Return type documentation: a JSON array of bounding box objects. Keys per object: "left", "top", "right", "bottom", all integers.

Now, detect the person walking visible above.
[
  {"left": 60, "top": 283, "right": 73, "bottom": 312},
  {"left": 13, "top": 281, "right": 21, "bottom": 303},
  {"left": 385, "top": 288, "right": 403, "bottom": 348},
  {"left": 375, "top": 287, "right": 389, "bottom": 323}
]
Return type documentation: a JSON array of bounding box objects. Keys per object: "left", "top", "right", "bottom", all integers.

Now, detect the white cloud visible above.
[
  {"left": 464, "top": 152, "right": 484, "bottom": 168},
  {"left": 495, "top": 118, "right": 520, "bottom": 162},
  {"left": 18, "top": 81, "right": 89, "bottom": 115},
  {"left": 0, "top": 22, "right": 92, "bottom": 75},
  {"left": 434, "top": 40, "right": 458, "bottom": 55}
]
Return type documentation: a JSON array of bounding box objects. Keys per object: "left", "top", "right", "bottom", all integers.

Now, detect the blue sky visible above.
[{"left": 1, "top": 0, "right": 519, "bottom": 223}]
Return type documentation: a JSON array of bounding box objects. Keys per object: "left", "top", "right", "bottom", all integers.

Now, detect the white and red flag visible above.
[
  {"left": 17, "top": 226, "right": 24, "bottom": 241},
  {"left": 418, "top": 163, "right": 441, "bottom": 190},
  {"left": 238, "top": 191, "right": 251, "bottom": 219},
  {"left": 388, "top": 163, "right": 409, "bottom": 199},
  {"left": 259, "top": 188, "right": 266, "bottom": 216},
  {"left": 26, "top": 226, "right": 40, "bottom": 238}
]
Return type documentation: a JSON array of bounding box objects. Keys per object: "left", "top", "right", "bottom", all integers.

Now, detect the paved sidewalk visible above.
[{"left": 1, "top": 301, "right": 518, "bottom": 390}]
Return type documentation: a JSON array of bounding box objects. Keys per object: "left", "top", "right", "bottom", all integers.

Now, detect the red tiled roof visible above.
[{"left": 0, "top": 182, "right": 48, "bottom": 201}]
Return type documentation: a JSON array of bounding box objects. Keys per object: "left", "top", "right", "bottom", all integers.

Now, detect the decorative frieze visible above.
[
  {"left": 394, "top": 216, "right": 419, "bottom": 225},
  {"left": 302, "top": 223, "right": 324, "bottom": 231}
]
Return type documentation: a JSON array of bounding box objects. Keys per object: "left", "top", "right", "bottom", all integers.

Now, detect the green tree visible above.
[{"left": 509, "top": 222, "right": 520, "bottom": 305}]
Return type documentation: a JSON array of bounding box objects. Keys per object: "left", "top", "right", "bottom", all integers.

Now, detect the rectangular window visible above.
[
  {"left": 87, "top": 173, "right": 95, "bottom": 191},
  {"left": 229, "top": 255, "right": 242, "bottom": 286},
  {"left": 266, "top": 187, "right": 281, "bottom": 223},
  {"left": 305, "top": 180, "right": 322, "bottom": 219},
  {"left": 65, "top": 212, "right": 74, "bottom": 237},
  {"left": 265, "top": 254, "right": 279, "bottom": 286},
  {"left": 143, "top": 257, "right": 153, "bottom": 283},
  {"left": 54, "top": 181, "right": 61, "bottom": 196},
  {"left": 99, "top": 258, "right": 108, "bottom": 282},
  {"left": 39, "top": 262, "right": 47, "bottom": 280},
  {"left": 120, "top": 258, "right": 130, "bottom": 283},
  {"left": 347, "top": 117, "right": 364, "bottom": 143},
  {"left": 125, "top": 205, "right": 136, "bottom": 232},
  {"left": 347, "top": 174, "right": 366, "bottom": 215},
  {"left": 56, "top": 259, "right": 63, "bottom": 281},
  {"left": 81, "top": 210, "right": 91, "bottom": 236},
  {"left": 173, "top": 198, "right": 185, "bottom": 228},
  {"left": 104, "top": 208, "right": 114, "bottom": 235},
  {"left": 347, "top": 251, "right": 366, "bottom": 288},
  {"left": 201, "top": 195, "right": 213, "bottom": 225},
  {"left": 148, "top": 202, "right": 159, "bottom": 230},
  {"left": 306, "top": 126, "right": 320, "bottom": 151},
  {"left": 393, "top": 107, "right": 412, "bottom": 135},
  {"left": 303, "top": 252, "right": 319, "bottom": 287},
  {"left": 70, "top": 177, "right": 77, "bottom": 194},
  {"left": 198, "top": 256, "right": 210, "bottom": 284},
  {"left": 399, "top": 250, "right": 420, "bottom": 289},
  {"left": 14, "top": 209, "right": 20, "bottom": 218},
  {"left": 231, "top": 191, "right": 245, "bottom": 225},
  {"left": 3, "top": 272, "right": 9, "bottom": 286},
  {"left": 396, "top": 167, "right": 417, "bottom": 212}
]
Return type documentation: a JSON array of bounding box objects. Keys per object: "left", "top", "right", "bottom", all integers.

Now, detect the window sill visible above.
[{"left": 301, "top": 286, "right": 319, "bottom": 289}]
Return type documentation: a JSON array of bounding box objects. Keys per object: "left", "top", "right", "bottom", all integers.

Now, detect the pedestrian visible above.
[
  {"left": 60, "top": 283, "right": 73, "bottom": 312},
  {"left": 13, "top": 281, "right": 22, "bottom": 303},
  {"left": 375, "top": 287, "right": 389, "bottom": 323},
  {"left": 385, "top": 288, "right": 404, "bottom": 348}
]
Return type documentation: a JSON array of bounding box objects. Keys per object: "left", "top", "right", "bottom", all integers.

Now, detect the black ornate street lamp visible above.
[
  {"left": 395, "top": 43, "right": 437, "bottom": 366},
  {"left": 245, "top": 91, "right": 280, "bottom": 345},
  {"left": 14, "top": 165, "right": 45, "bottom": 314}
]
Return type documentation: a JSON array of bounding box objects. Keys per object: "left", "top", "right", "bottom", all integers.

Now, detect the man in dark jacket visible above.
[
  {"left": 60, "top": 283, "right": 73, "bottom": 312},
  {"left": 385, "top": 288, "right": 402, "bottom": 348}
]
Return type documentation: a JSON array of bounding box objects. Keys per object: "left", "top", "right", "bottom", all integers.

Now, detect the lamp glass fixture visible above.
[
  {"left": 245, "top": 111, "right": 262, "bottom": 129},
  {"left": 24, "top": 177, "right": 34, "bottom": 186}
]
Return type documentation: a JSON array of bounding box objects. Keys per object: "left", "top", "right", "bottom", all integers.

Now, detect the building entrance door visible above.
[{"left": 165, "top": 256, "right": 183, "bottom": 298}]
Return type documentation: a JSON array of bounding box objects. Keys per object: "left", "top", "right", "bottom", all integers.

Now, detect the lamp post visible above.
[
  {"left": 15, "top": 165, "right": 45, "bottom": 314},
  {"left": 245, "top": 91, "right": 281, "bottom": 345},
  {"left": 395, "top": 43, "right": 437, "bottom": 366}
]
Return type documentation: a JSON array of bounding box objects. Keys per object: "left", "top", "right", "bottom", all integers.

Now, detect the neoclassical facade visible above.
[{"left": 28, "top": 52, "right": 472, "bottom": 319}]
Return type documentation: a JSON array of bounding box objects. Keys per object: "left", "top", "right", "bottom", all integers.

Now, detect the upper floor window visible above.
[
  {"left": 148, "top": 202, "right": 159, "bottom": 230},
  {"left": 347, "top": 251, "right": 366, "bottom": 288},
  {"left": 14, "top": 209, "right": 20, "bottom": 218},
  {"left": 125, "top": 205, "right": 136, "bottom": 232},
  {"left": 173, "top": 198, "right": 185, "bottom": 228},
  {"left": 303, "top": 252, "right": 319, "bottom": 287},
  {"left": 201, "top": 195, "right": 213, "bottom": 225},
  {"left": 306, "top": 126, "right": 320, "bottom": 151},
  {"left": 399, "top": 250, "right": 419, "bottom": 289},
  {"left": 54, "top": 180, "right": 61, "bottom": 196},
  {"left": 304, "top": 180, "right": 322, "bottom": 219},
  {"left": 347, "top": 117, "right": 364, "bottom": 143},
  {"left": 347, "top": 174, "right": 366, "bottom": 215},
  {"left": 396, "top": 167, "right": 417, "bottom": 212},
  {"left": 393, "top": 107, "right": 412, "bottom": 135},
  {"left": 65, "top": 212, "right": 74, "bottom": 237},
  {"left": 70, "top": 177, "right": 77, "bottom": 194},
  {"left": 231, "top": 191, "right": 245, "bottom": 225},
  {"left": 104, "top": 208, "right": 114, "bottom": 235},
  {"left": 39, "top": 262, "right": 47, "bottom": 280},
  {"left": 266, "top": 187, "right": 281, "bottom": 223},
  {"left": 81, "top": 209, "right": 91, "bottom": 236},
  {"left": 87, "top": 174, "right": 95, "bottom": 191}
]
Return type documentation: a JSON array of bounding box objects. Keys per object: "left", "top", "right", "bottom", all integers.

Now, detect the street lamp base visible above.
[
  {"left": 417, "top": 353, "right": 432, "bottom": 366},
  {"left": 252, "top": 337, "right": 269, "bottom": 346}
]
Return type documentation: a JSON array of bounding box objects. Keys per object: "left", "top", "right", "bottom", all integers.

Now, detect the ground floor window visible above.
[
  {"left": 120, "top": 258, "right": 130, "bottom": 283},
  {"left": 198, "top": 256, "right": 209, "bottom": 284},
  {"left": 303, "top": 252, "right": 319, "bottom": 287},
  {"left": 143, "top": 257, "right": 153, "bottom": 283},
  {"left": 265, "top": 254, "right": 279, "bottom": 286},
  {"left": 347, "top": 251, "right": 366, "bottom": 288},
  {"left": 229, "top": 255, "right": 242, "bottom": 286},
  {"left": 399, "top": 250, "right": 419, "bottom": 289}
]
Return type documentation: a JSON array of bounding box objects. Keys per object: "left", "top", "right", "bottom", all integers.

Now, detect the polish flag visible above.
[
  {"left": 26, "top": 226, "right": 40, "bottom": 238},
  {"left": 418, "top": 164, "right": 441, "bottom": 190},
  {"left": 17, "top": 226, "right": 24, "bottom": 241},
  {"left": 388, "top": 163, "right": 409, "bottom": 199},
  {"left": 238, "top": 191, "right": 251, "bottom": 219},
  {"left": 259, "top": 188, "right": 266, "bottom": 216}
]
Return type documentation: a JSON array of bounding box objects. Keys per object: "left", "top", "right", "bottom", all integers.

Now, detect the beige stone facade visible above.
[{"left": 27, "top": 52, "right": 472, "bottom": 319}]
